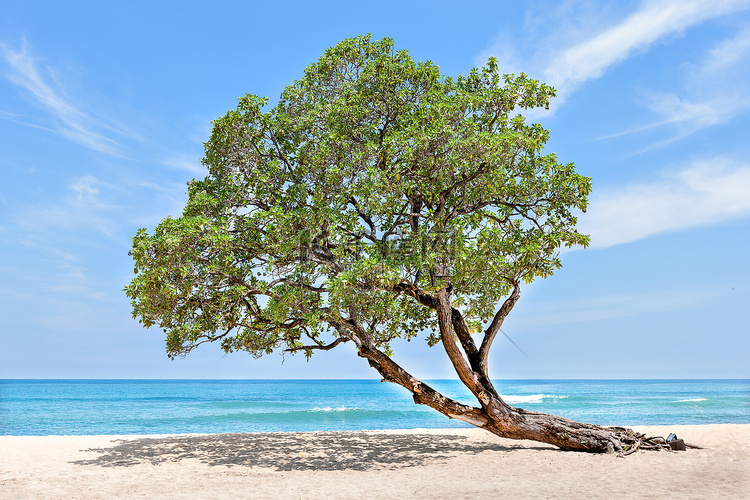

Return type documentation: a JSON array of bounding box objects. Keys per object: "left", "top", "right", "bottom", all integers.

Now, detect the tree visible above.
[{"left": 126, "top": 35, "right": 664, "bottom": 453}]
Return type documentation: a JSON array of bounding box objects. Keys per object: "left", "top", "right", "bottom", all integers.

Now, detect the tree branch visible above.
[
  {"left": 449, "top": 306, "right": 480, "bottom": 366},
  {"left": 479, "top": 281, "right": 521, "bottom": 372},
  {"left": 284, "top": 337, "right": 349, "bottom": 353},
  {"left": 436, "top": 288, "right": 482, "bottom": 396},
  {"left": 266, "top": 278, "right": 327, "bottom": 293},
  {"left": 348, "top": 196, "right": 377, "bottom": 242},
  {"left": 392, "top": 281, "right": 438, "bottom": 309}
]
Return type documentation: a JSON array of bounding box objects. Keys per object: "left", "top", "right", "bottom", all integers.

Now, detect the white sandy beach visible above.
[{"left": 1, "top": 424, "right": 748, "bottom": 499}]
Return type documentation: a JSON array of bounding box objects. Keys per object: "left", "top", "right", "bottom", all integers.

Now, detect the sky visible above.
[{"left": 1, "top": 0, "right": 749, "bottom": 380}]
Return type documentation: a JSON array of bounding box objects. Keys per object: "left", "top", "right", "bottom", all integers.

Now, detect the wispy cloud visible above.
[
  {"left": 478, "top": 0, "right": 750, "bottom": 111},
  {"left": 702, "top": 23, "right": 750, "bottom": 72},
  {"left": 16, "top": 174, "right": 125, "bottom": 240},
  {"left": 602, "top": 25, "right": 750, "bottom": 148},
  {"left": 598, "top": 95, "right": 722, "bottom": 141},
  {"left": 544, "top": 0, "right": 749, "bottom": 97},
  {"left": 578, "top": 158, "right": 750, "bottom": 248},
  {"left": 1, "top": 40, "right": 137, "bottom": 156},
  {"left": 70, "top": 174, "right": 100, "bottom": 201}
]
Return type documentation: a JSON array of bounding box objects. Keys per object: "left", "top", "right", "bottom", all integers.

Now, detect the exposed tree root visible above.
[
  {"left": 357, "top": 340, "right": 700, "bottom": 456},
  {"left": 482, "top": 414, "right": 701, "bottom": 456}
]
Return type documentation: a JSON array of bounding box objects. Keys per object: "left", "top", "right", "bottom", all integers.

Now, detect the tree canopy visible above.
[
  {"left": 127, "top": 34, "right": 589, "bottom": 360},
  {"left": 124, "top": 36, "right": 671, "bottom": 453}
]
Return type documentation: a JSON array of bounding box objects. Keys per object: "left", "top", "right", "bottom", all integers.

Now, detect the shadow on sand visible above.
[{"left": 72, "top": 431, "right": 542, "bottom": 471}]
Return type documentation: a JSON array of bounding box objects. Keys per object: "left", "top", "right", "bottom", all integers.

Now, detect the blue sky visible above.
[{"left": 1, "top": 0, "right": 749, "bottom": 379}]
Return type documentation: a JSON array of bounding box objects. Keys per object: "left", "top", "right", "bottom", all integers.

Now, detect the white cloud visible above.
[
  {"left": 544, "top": 0, "right": 750, "bottom": 99},
  {"left": 69, "top": 174, "right": 100, "bottom": 201},
  {"left": 644, "top": 94, "right": 721, "bottom": 128},
  {"left": 603, "top": 25, "right": 750, "bottom": 147},
  {"left": 578, "top": 158, "right": 750, "bottom": 248},
  {"left": 702, "top": 23, "right": 750, "bottom": 73},
  {"left": 16, "top": 174, "right": 126, "bottom": 240},
  {"left": 0, "top": 40, "right": 136, "bottom": 156},
  {"left": 478, "top": 0, "right": 750, "bottom": 114},
  {"left": 599, "top": 94, "right": 721, "bottom": 137}
]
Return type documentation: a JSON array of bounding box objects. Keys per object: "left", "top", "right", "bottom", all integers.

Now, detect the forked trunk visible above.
[{"left": 357, "top": 343, "right": 668, "bottom": 455}]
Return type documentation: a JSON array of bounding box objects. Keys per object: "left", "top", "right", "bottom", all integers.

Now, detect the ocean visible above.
[{"left": 1, "top": 379, "right": 747, "bottom": 436}]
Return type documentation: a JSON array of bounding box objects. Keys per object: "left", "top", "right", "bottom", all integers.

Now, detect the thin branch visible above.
[
  {"left": 479, "top": 281, "right": 521, "bottom": 371},
  {"left": 266, "top": 278, "right": 328, "bottom": 293},
  {"left": 284, "top": 337, "right": 349, "bottom": 353},
  {"left": 349, "top": 196, "right": 376, "bottom": 241}
]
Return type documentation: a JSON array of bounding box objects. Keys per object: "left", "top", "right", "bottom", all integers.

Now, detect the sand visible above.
[{"left": 1, "top": 424, "right": 748, "bottom": 499}]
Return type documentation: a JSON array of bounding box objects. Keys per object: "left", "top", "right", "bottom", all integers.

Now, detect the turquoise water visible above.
[{"left": 1, "top": 379, "right": 747, "bottom": 436}]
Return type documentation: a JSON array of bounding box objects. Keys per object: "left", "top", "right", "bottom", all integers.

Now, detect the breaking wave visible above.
[{"left": 500, "top": 394, "right": 568, "bottom": 404}]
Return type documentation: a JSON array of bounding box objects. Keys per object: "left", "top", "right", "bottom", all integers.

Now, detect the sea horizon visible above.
[
  {"left": 2, "top": 379, "right": 748, "bottom": 436},
  {"left": 4, "top": 377, "right": 748, "bottom": 381}
]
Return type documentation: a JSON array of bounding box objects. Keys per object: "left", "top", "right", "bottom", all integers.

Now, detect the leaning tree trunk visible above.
[
  {"left": 356, "top": 341, "right": 669, "bottom": 454},
  {"left": 334, "top": 284, "right": 678, "bottom": 455}
]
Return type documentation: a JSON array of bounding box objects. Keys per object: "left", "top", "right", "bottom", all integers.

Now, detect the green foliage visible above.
[{"left": 125, "top": 35, "right": 591, "bottom": 360}]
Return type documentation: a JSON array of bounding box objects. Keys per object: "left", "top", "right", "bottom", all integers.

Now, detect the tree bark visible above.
[
  {"left": 344, "top": 286, "right": 669, "bottom": 455},
  {"left": 355, "top": 340, "right": 664, "bottom": 453}
]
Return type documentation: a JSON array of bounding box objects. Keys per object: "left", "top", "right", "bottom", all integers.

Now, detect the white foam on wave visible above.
[
  {"left": 310, "top": 406, "right": 359, "bottom": 412},
  {"left": 500, "top": 394, "right": 568, "bottom": 404},
  {"left": 671, "top": 398, "right": 707, "bottom": 403}
]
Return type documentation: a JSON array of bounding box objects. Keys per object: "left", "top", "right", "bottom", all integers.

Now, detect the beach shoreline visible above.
[{"left": 2, "top": 424, "right": 749, "bottom": 499}]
